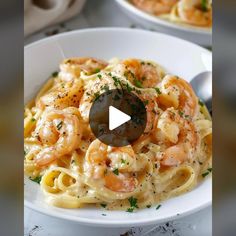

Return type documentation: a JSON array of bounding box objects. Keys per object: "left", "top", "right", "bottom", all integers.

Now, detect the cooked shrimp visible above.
[
  {"left": 156, "top": 108, "right": 199, "bottom": 166},
  {"left": 131, "top": 0, "right": 178, "bottom": 15},
  {"left": 157, "top": 75, "right": 198, "bottom": 118},
  {"left": 35, "top": 109, "right": 81, "bottom": 167},
  {"left": 84, "top": 139, "right": 140, "bottom": 193},
  {"left": 60, "top": 57, "right": 108, "bottom": 77},
  {"left": 121, "top": 59, "right": 165, "bottom": 88},
  {"left": 139, "top": 94, "right": 159, "bottom": 133},
  {"left": 36, "top": 78, "right": 84, "bottom": 110},
  {"left": 79, "top": 73, "right": 116, "bottom": 122},
  {"left": 177, "top": 0, "right": 212, "bottom": 26}
]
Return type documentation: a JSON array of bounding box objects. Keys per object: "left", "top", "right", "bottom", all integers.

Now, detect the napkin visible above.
[{"left": 24, "top": 0, "right": 86, "bottom": 36}]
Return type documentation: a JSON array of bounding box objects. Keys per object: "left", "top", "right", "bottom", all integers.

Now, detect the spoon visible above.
[{"left": 190, "top": 71, "right": 212, "bottom": 113}]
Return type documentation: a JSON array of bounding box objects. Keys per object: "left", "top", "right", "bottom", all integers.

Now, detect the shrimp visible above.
[
  {"left": 157, "top": 75, "right": 198, "bottom": 118},
  {"left": 79, "top": 73, "right": 116, "bottom": 122},
  {"left": 121, "top": 59, "right": 165, "bottom": 88},
  {"left": 60, "top": 57, "right": 108, "bottom": 77},
  {"left": 36, "top": 78, "right": 84, "bottom": 110},
  {"left": 84, "top": 139, "right": 140, "bottom": 193},
  {"left": 156, "top": 108, "right": 199, "bottom": 166},
  {"left": 131, "top": 0, "right": 178, "bottom": 15},
  {"left": 177, "top": 0, "right": 212, "bottom": 27},
  {"left": 139, "top": 94, "right": 159, "bottom": 134},
  {"left": 35, "top": 109, "right": 81, "bottom": 167}
]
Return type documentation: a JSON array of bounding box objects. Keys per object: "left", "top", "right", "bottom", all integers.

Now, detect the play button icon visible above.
[
  {"left": 89, "top": 89, "right": 147, "bottom": 147},
  {"left": 109, "top": 106, "right": 131, "bottom": 131}
]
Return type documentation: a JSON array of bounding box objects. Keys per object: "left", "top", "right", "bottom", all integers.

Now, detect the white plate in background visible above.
[
  {"left": 24, "top": 28, "right": 212, "bottom": 227},
  {"left": 115, "top": 0, "right": 212, "bottom": 46}
]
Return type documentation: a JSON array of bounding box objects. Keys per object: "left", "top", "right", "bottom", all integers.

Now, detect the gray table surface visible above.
[{"left": 24, "top": 0, "right": 212, "bottom": 235}]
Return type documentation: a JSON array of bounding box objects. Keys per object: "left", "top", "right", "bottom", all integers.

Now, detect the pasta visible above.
[
  {"left": 24, "top": 57, "right": 212, "bottom": 211},
  {"left": 130, "top": 0, "right": 212, "bottom": 28}
]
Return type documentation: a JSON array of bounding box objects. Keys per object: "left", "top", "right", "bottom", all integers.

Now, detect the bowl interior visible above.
[{"left": 24, "top": 28, "right": 212, "bottom": 227}]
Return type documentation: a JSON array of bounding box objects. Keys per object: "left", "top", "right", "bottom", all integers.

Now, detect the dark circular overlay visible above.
[{"left": 89, "top": 89, "right": 147, "bottom": 147}]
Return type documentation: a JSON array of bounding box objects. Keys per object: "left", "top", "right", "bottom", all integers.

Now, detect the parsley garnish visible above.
[
  {"left": 93, "top": 92, "right": 100, "bottom": 101},
  {"left": 198, "top": 100, "right": 204, "bottom": 107},
  {"left": 112, "top": 76, "right": 122, "bottom": 88},
  {"left": 31, "top": 118, "right": 36, "bottom": 122},
  {"left": 128, "top": 197, "right": 138, "bottom": 209},
  {"left": 202, "top": 167, "right": 212, "bottom": 177},
  {"left": 156, "top": 204, "right": 161, "bottom": 210},
  {"left": 146, "top": 205, "right": 151, "bottom": 208},
  {"left": 29, "top": 176, "right": 42, "bottom": 184},
  {"left": 101, "top": 84, "right": 109, "bottom": 92},
  {"left": 113, "top": 168, "right": 119, "bottom": 175},
  {"left": 52, "top": 71, "right": 58, "bottom": 77},
  {"left": 97, "top": 74, "right": 102, "bottom": 79},
  {"left": 155, "top": 87, "right": 161, "bottom": 95},
  {"left": 100, "top": 203, "right": 107, "bottom": 208},
  {"left": 134, "top": 79, "right": 143, "bottom": 88},
  {"left": 126, "top": 83, "right": 133, "bottom": 93},
  {"left": 57, "top": 121, "right": 63, "bottom": 130},
  {"left": 121, "top": 159, "right": 126, "bottom": 164},
  {"left": 126, "top": 208, "right": 134, "bottom": 212},
  {"left": 201, "top": 0, "right": 208, "bottom": 11},
  {"left": 94, "top": 68, "right": 101, "bottom": 73},
  {"left": 178, "top": 111, "right": 184, "bottom": 117}
]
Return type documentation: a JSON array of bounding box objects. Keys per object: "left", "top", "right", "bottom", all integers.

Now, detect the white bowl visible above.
[
  {"left": 24, "top": 28, "right": 212, "bottom": 227},
  {"left": 115, "top": 0, "right": 212, "bottom": 46}
]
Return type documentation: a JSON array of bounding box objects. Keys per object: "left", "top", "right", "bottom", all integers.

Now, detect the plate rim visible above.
[
  {"left": 115, "top": 0, "right": 212, "bottom": 35},
  {"left": 24, "top": 27, "right": 212, "bottom": 226}
]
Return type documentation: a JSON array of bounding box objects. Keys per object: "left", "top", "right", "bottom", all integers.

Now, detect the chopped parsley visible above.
[
  {"left": 113, "top": 168, "right": 119, "bottom": 175},
  {"left": 24, "top": 149, "right": 27, "bottom": 156},
  {"left": 178, "top": 110, "right": 184, "bottom": 117},
  {"left": 156, "top": 204, "right": 161, "bottom": 210},
  {"left": 100, "top": 203, "right": 107, "bottom": 208},
  {"left": 93, "top": 68, "right": 101, "bottom": 73},
  {"left": 101, "top": 84, "right": 109, "bottom": 92},
  {"left": 56, "top": 121, "right": 63, "bottom": 130},
  {"left": 134, "top": 79, "right": 143, "bottom": 88},
  {"left": 31, "top": 118, "right": 36, "bottom": 122},
  {"left": 201, "top": 0, "right": 208, "bottom": 11},
  {"left": 97, "top": 74, "right": 102, "bottom": 79},
  {"left": 29, "top": 176, "right": 42, "bottom": 184},
  {"left": 202, "top": 167, "right": 212, "bottom": 178},
  {"left": 126, "top": 208, "right": 134, "bottom": 213},
  {"left": 198, "top": 99, "right": 204, "bottom": 107},
  {"left": 93, "top": 92, "right": 100, "bottom": 101},
  {"left": 126, "top": 83, "right": 133, "bottom": 93},
  {"left": 146, "top": 205, "right": 152, "bottom": 208},
  {"left": 121, "top": 159, "right": 126, "bottom": 164},
  {"left": 127, "top": 196, "right": 138, "bottom": 212},
  {"left": 155, "top": 87, "right": 161, "bottom": 95},
  {"left": 112, "top": 76, "right": 122, "bottom": 88},
  {"left": 52, "top": 71, "right": 58, "bottom": 77}
]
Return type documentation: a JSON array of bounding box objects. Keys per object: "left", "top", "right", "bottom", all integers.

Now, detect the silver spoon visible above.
[{"left": 190, "top": 71, "right": 212, "bottom": 113}]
